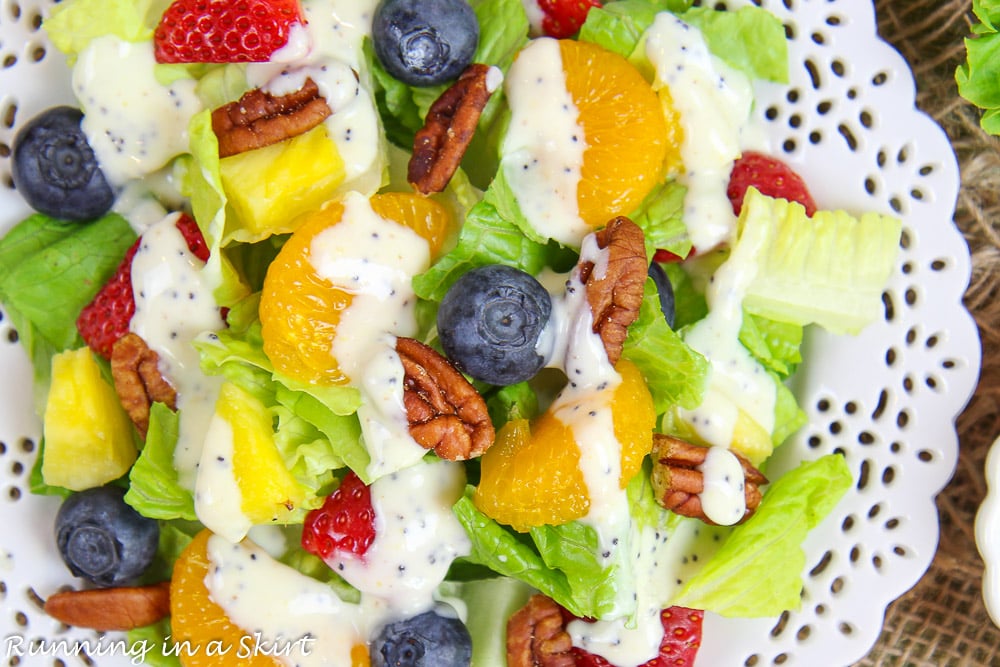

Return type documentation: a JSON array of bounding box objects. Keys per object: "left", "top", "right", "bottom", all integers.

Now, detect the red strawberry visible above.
[
  {"left": 301, "top": 472, "right": 376, "bottom": 560},
  {"left": 153, "top": 0, "right": 303, "bottom": 64},
  {"left": 76, "top": 214, "right": 211, "bottom": 359},
  {"left": 76, "top": 238, "right": 141, "bottom": 359},
  {"left": 175, "top": 213, "right": 210, "bottom": 262},
  {"left": 727, "top": 151, "right": 818, "bottom": 217},
  {"left": 569, "top": 606, "right": 704, "bottom": 667},
  {"left": 538, "top": 0, "right": 602, "bottom": 38}
]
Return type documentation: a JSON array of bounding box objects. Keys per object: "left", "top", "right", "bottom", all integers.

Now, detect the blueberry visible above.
[
  {"left": 438, "top": 264, "right": 552, "bottom": 386},
  {"left": 54, "top": 486, "right": 159, "bottom": 587},
  {"left": 371, "top": 607, "right": 472, "bottom": 667},
  {"left": 648, "top": 262, "right": 676, "bottom": 329},
  {"left": 372, "top": 0, "right": 479, "bottom": 87},
  {"left": 12, "top": 106, "right": 114, "bottom": 222}
]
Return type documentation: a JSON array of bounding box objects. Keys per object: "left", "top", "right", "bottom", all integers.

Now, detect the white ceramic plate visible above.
[
  {"left": 976, "top": 436, "right": 1000, "bottom": 628},
  {"left": 0, "top": 0, "right": 982, "bottom": 665}
]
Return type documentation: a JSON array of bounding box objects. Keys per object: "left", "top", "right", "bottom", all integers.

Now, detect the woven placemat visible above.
[{"left": 853, "top": 1, "right": 1000, "bottom": 665}]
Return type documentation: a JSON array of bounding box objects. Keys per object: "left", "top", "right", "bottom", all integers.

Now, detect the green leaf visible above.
[
  {"left": 125, "top": 403, "right": 196, "bottom": 520},
  {"left": 623, "top": 279, "right": 709, "bottom": 413},
  {"left": 0, "top": 213, "right": 136, "bottom": 351},
  {"left": 681, "top": 6, "right": 789, "bottom": 83},
  {"left": 672, "top": 454, "right": 852, "bottom": 616}
]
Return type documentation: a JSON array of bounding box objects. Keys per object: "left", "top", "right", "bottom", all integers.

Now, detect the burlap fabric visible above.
[{"left": 849, "top": 1, "right": 1000, "bottom": 665}]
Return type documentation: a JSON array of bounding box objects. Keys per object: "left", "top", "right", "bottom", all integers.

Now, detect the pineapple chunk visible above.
[
  {"left": 728, "top": 408, "right": 774, "bottom": 465},
  {"left": 42, "top": 348, "right": 137, "bottom": 491},
  {"left": 214, "top": 382, "right": 305, "bottom": 524},
  {"left": 220, "top": 124, "right": 346, "bottom": 242}
]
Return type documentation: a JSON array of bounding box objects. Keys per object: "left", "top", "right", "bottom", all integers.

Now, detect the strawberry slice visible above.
[
  {"left": 153, "top": 0, "right": 303, "bottom": 64},
  {"left": 727, "top": 151, "right": 818, "bottom": 217},
  {"left": 537, "top": 0, "right": 603, "bottom": 38},
  {"left": 568, "top": 606, "right": 704, "bottom": 667},
  {"left": 76, "top": 214, "right": 210, "bottom": 359},
  {"left": 301, "top": 471, "right": 376, "bottom": 560}
]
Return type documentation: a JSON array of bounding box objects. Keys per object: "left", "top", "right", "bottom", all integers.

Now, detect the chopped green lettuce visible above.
[
  {"left": 580, "top": 0, "right": 693, "bottom": 57},
  {"left": 125, "top": 402, "right": 195, "bottom": 520},
  {"left": 956, "top": 0, "right": 1000, "bottom": 135},
  {"left": 623, "top": 279, "right": 709, "bottom": 414},
  {"left": 580, "top": 1, "right": 786, "bottom": 83},
  {"left": 0, "top": 213, "right": 137, "bottom": 410},
  {"left": 735, "top": 189, "right": 902, "bottom": 335},
  {"left": 672, "top": 453, "right": 852, "bottom": 616},
  {"left": 43, "top": 0, "right": 167, "bottom": 61},
  {"left": 681, "top": 6, "right": 789, "bottom": 83}
]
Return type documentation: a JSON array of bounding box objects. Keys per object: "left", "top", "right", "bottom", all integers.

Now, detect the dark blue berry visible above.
[
  {"left": 12, "top": 106, "right": 114, "bottom": 222},
  {"left": 372, "top": 0, "right": 479, "bottom": 87},
  {"left": 371, "top": 608, "right": 472, "bottom": 667},
  {"left": 438, "top": 264, "right": 552, "bottom": 386},
  {"left": 55, "top": 486, "right": 159, "bottom": 587},
  {"left": 648, "top": 262, "right": 676, "bottom": 329}
]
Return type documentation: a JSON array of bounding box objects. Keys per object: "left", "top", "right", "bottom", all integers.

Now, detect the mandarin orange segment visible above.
[
  {"left": 170, "top": 530, "right": 281, "bottom": 667},
  {"left": 260, "top": 200, "right": 352, "bottom": 385},
  {"left": 474, "top": 360, "right": 656, "bottom": 532},
  {"left": 612, "top": 360, "right": 657, "bottom": 487},
  {"left": 657, "top": 86, "right": 686, "bottom": 178},
  {"left": 259, "top": 193, "right": 451, "bottom": 385},
  {"left": 369, "top": 191, "right": 452, "bottom": 259},
  {"left": 559, "top": 39, "right": 669, "bottom": 227}
]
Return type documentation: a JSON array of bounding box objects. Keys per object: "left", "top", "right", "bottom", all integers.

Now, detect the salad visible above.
[{"left": 0, "top": 0, "right": 906, "bottom": 666}]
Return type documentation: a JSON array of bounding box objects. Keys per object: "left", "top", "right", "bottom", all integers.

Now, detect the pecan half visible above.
[
  {"left": 507, "top": 594, "right": 576, "bottom": 667},
  {"left": 650, "top": 433, "right": 768, "bottom": 525},
  {"left": 578, "top": 216, "right": 648, "bottom": 365},
  {"left": 212, "top": 77, "right": 332, "bottom": 158},
  {"left": 396, "top": 336, "right": 494, "bottom": 460},
  {"left": 409, "top": 63, "right": 499, "bottom": 195},
  {"left": 111, "top": 333, "right": 177, "bottom": 437},
  {"left": 44, "top": 582, "right": 171, "bottom": 631}
]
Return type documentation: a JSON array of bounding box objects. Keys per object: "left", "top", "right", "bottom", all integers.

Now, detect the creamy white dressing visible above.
[
  {"left": 698, "top": 446, "right": 747, "bottom": 525},
  {"left": 645, "top": 13, "right": 754, "bottom": 252},
  {"left": 128, "top": 213, "right": 225, "bottom": 489},
  {"left": 247, "top": 0, "right": 386, "bottom": 195},
  {"left": 193, "top": 417, "right": 251, "bottom": 543},
  {"left": 501, "top": 37, "right": 590, "bottom": 247},
  {"left": 326, "top": 461, "right": 471, "bottom": 618},
  {"left": 72, "top": 36, "right": 202, "bottom": 185},
  {"left": 307, "top": 192, "right": 431, "bottom": 477},
  {"left": 205, "top": 534, "right": 362, "bottom": 667},
  {"left": 678, "top": 204, "right": 777, "bottom": 449}
]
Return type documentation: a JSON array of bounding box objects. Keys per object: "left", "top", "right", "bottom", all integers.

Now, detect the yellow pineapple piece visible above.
[
  {"left": 729, "top": 409, "right": 774, "bottom": 465},
  {"left": 214, "top": 382, "right": 305, "bottom": 523},
  {"left": 42, "top": 347, "right": 137, "bottom": 491},
  {"left": 220, "top": 124, "right": 346, "bottom": 242}
]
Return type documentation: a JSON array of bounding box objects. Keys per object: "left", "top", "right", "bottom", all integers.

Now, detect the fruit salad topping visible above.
[{"left": 0, "top": 0, "right": 906, "bottom": 665}]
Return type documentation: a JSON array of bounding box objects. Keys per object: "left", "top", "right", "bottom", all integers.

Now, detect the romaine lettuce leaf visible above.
[
  {"left": 0, "top": 213, "right": 136, "bottom": 351},
  {"left": 43, "top": 0, "right": 167, "bottom": 61},
  {"left": 623, "top": 279, "right": 709, "bottom": 414},
  {"left": 956, "top": 0, "right": 1000, "bottom": 135},
  {"left": 580, "top": 0, "right": 693, "bottom": 57},
  {"left": 672, "top": 453, "right": 852, "bottom": 616},
  {"left": 681, "top": 6, "right": 789, "bottom": 83},
  {"left": 125, "top": 402, "right": 196, "bottom": 520},
  {"left": 736, "top": 188, "right": 902, "bottom": 336}
]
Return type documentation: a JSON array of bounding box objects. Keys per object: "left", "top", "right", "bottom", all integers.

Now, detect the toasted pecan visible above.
[
  {"left": 650, "top": 433, "right": 768, "bottom": 525},
  {"left": 396, "top": 336, "right": 494, "bottom": 460},
  {"left": 507, "top": 594, "right": 576, "bottom": 667},
  {"left": 111, "top": 333, "right": 177, "bottom": 437},
  {"left": 578, "top": 216, "right": 648, "bottom": 365},
  {"left": 44, "top": 582, "right": 171, "bottom": 632},
  {"left": 212, "top": 77, "right": 332, "bottom": 158},
  {"left": 408, "top": 63, "right": 498, "bottom": 194}
]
